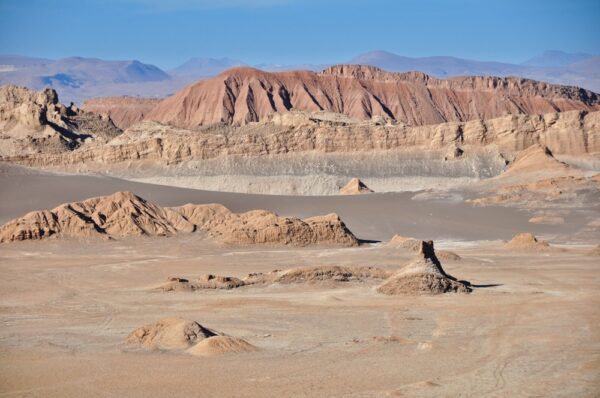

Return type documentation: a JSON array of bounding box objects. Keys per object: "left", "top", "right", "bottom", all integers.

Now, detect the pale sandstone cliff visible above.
[{"left": 3, "top": 110, "right": 598, "bottom": 169}]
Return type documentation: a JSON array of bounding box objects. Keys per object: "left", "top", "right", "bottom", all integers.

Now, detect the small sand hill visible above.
[
  {"left": 590, "top": 244, "right": 600, "bottom": 256},
  {"left": 340, "top": 178, "right": 374, "bottom": 195},
  {"left": 127, "top": 317, "right": 256, "bottom": 357},
  {"left": 187, "top": 336, "right": 258, "bottom": 357},
  {"left": 377, "top": 241, "right": 471, "bottom": 295},
  {"left": 0, "top": 192, "right": 358, "bottom": 247},
  {"left": 388, "top": 235, "right": 421, "bottom": 251},
  {"left": 388, "top": 234, "right": 461, "bottom": 261},
  {"left": 505, "top": 233, "right": 553, "bottom": 251}
]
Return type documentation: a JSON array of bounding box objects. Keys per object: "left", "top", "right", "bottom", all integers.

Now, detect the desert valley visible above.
[{"left": 1, "top": 1, "right": 599, "bottom": 397}]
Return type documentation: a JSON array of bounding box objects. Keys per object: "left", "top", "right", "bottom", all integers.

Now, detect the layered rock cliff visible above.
[{"left": 145, "top": 65, "right": 600, "bottom": 128}]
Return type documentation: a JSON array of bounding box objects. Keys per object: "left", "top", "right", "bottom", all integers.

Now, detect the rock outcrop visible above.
[
  {"left": 0, "top": 85, "right": 121, "bottom": 156},
  {"left": 339, "top": 178, "right": 373, "bottom": 195},
  {"left": 82, "top": 96, "right": 160, "bottom": 129},
  {"left": 0, "top": 192, "right": 359, "bottom": 247},
  {"left": 377, "top": 241, "right": 471, "bottom": 295},
  {"left": 174, "top": 203, "right": 358, "bottom": 246},
  {"left": 146, "top": 65, "right": 600, "bottom": 128}
]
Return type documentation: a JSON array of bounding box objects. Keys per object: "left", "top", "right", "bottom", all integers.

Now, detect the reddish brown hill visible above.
[
  {"left": 145, "top": 65, "right": 600, "bottom": 128},
  {"left": 82, "top": 96, "right": 160, "bottom": 129}
]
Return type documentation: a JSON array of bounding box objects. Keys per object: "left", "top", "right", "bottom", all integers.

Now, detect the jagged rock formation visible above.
[
  {"left": 127, "top": 317, "right": 256, "bottom": 356},
  {"left": 0, "top": 191, "right": 359, "bottom": 246},
  {"left": 82, "top": 96, "right": 160, "bottom": 129},
  {"left": 0, "top": 85, "right": 121, "bottom": 156},
  {"left": 377, "top": 241, "right": 471, "bottom": 295},
  {"left": 340, "top": 178, "right": 374, "bottom": 195}
]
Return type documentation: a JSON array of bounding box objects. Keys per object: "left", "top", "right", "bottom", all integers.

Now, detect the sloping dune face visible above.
[{"left": 146, "top": 65, "right": 600, "bottom": 128}]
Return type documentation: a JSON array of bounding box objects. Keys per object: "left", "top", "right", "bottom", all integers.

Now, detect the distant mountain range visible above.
[{"left": 0, "top": 50, "right": 597, "bottom": 104}]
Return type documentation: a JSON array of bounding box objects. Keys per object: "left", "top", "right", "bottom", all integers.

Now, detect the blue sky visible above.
[{"left": 1, "top": 0, "right": 598, "bottom": 69}]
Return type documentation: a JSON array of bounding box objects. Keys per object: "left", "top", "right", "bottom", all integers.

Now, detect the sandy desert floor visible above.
[{"left": 0, "top": 166, "right": 599, "bottom": 397}]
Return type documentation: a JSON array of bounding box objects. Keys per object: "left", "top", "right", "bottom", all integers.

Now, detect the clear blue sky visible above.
[{"left": 1, "top": 0, "right": 598, "bottom": 69}]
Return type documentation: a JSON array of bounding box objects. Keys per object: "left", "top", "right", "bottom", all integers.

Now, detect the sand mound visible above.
[
  {"left": 388, "top": 235, "right": 422, "bottom": 251},
  {"left": 274, "top": 265, "right": 391, "bottom": 284},
  {"left": 505, "top": 233, "right": 552, "bottom": 251},
  {"left": 377, "top": 241, "right": 471, "bottom": 295},
  {"left": 0, "top": 192, "right": 358, "bottom": 247},
  {"left": 187, "top": 336, "right": 258, "bottom": 357},
  {"left": 339, "top": 178, "right": 373, "bottom": 195},
  {"left": 127, "top": 317, "right": 216, "bottom": 350},
  {"left": 590, "top": 244, "right": 600, "bottom": 256},
  {"left": 528, "top": 215, "right": 565, "bottom": 225},
  {"left": 127, "top": 317, "right": 255, "bottom": 357},
  {"left": 436, "top": 250, "right": 462, "bottom": 261}
]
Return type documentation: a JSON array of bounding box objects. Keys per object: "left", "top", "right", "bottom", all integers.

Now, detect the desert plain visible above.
[
  {"left": 0, "top": 162, "right": 599, "bottom": 397},
  {"left": 0, "top": 58, "right": 599, "bottom": 398}
]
